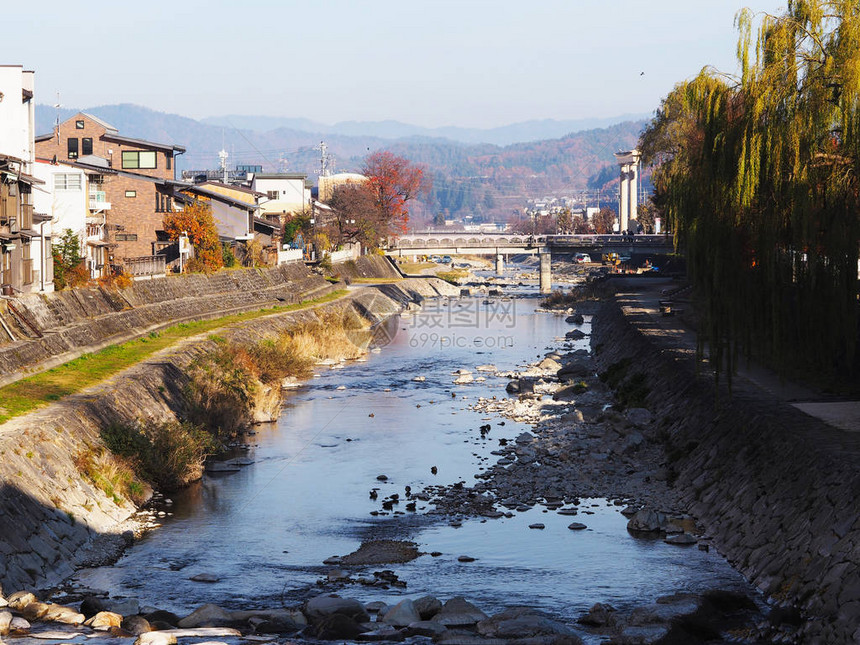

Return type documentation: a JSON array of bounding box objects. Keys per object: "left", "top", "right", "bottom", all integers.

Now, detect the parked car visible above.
[
  {"left": 429, "top": 255, "right": 442, "bottom": 262},
  {"left": 574, "top": 253, "right": 592, "bottom": 264},
  {"left": 441, "top": 255, "right": 452, "bottom": 263}
]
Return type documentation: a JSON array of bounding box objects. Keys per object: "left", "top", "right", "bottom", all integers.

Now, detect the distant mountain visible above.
[
  {"left": 200, "top": 113, "right": 651, "bottom": 146},
  {"left": 34, "top": 103, "right": 649, "bottom": 222}
]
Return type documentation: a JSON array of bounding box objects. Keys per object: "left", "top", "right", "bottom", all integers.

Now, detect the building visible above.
[
  {"left": 0, "top": 65, "right": 53, "bottom": 294},
  {"left": 250, "top": 173, "right": 310, "bottom": 216},
  {"left": 31, "top": 160, "right": 112, "bottom": 281},
  {"left": 35, "top": 113, "right": 185, "bottom": 271}
]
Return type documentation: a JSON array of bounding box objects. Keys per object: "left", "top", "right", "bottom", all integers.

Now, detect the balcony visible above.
[{"left": 89, "top": 190, "right": 111, "bottom": 211}]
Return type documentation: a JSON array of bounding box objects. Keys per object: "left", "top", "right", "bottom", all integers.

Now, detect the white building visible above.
[
  {"left": 250, "top": 173, "right": 310, "bottom": 216},
  {"left": 32, "top": 160, "right": 110, "bottom": 282},
  {"left": 0, "top": 64, "right": 52, "bottom": 294}
]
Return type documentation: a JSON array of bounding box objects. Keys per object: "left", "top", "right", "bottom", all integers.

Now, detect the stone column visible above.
[
  {"left": 495, "top": 253, "right": 505, "bottom": 275},
  {"left": 628, "top": 164, "right": 638, "bottom": 225},
  {"left": 539, "top": 253, "right": 552, "bottom": 294},
  {"left": 619, "top": 164, "right": 629, "bottom": 234}
]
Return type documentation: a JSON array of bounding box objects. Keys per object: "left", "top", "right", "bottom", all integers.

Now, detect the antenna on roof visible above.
[{"left": 53, "top": 91, "right": 62, "bottom": 143}]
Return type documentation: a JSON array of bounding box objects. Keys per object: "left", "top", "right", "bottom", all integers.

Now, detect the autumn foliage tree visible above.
[
  {"left": 362, "top": 151, "right": 431, "bottom": 239},
  {"left": 163, "top": 200, "right": 223, "bottom": 273}
]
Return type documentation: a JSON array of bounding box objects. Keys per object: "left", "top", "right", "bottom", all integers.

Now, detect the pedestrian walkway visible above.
[{"left": 611, "top": 276, "right": 860, "bottom": 432}]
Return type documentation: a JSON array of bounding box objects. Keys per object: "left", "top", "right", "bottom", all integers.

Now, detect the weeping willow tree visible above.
[{"left": 640, "top": 0, "right": 860, "bottom": 388}]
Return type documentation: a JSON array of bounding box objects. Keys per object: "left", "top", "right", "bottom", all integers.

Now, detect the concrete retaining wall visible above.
[
  {"left": 0, "top": 264, "right": 334, "bottom": 386},
  {"left": 591, "top": 291, "right": 860, "bottom": 643},
  {"left": 0, "top": 278, "right": 459, "bottom": 597}
]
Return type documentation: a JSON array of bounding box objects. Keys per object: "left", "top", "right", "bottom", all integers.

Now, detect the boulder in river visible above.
[
  {"left": 413, "top": 596, "right": 443, "bottom": 620},
  {"left": 177, "top": 604, "right": 234, "bottom": 628},
  {"left": 431, "top": 597, "right": 488, "bottom": 627},
  {"left": 627, "top": 508, "right": 670, "bottom": 534},
  {"left": 382, "top": 599, "right": 421, "bottom": 627},
  {"left": 305, "top": 595, "right": 370, "bottom": 623}
]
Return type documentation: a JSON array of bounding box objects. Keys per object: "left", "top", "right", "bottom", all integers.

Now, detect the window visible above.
[
  {"left": 67, "top": 138, "right": 79, "bottom": 159},
  {"left": 266, "top": 190, "right": 279, "bottom": 200},
  {"left": 115, "top": 233, "right": 138, "bottom": 242},
  {"left": 166, "top": 155, "right": 171, "bottom": 170},
  {"left": 121, "top": 150, "right": 157, "bottom": 169},
  {"left": 125, "top": 190, "right": 137, "bottom": 198},
  {"left": 54, "top": 173, "right": 82, "bottom": 191},
  {"left": 75, "top": 120, "right": 85, "bottom": 129},
  {"left": 82, "top": 138, "right": 93, "bottom": 156}
]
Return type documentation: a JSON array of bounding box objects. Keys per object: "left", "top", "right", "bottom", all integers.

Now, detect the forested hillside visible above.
[{"left": 36, "top": 104, "right": 646, "bottom": 222}]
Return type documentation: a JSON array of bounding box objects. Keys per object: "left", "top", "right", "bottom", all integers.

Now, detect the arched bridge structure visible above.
[{"left": 385, "top": 233, "right": 675, "bottom": 293}]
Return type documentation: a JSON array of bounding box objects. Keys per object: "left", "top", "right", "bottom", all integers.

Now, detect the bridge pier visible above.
[
  {"left": 539, "top": 253, "right": 552, "bottom": 294},
  {"left": 495, "top": 253, "right": 504, "bottom": 275}
]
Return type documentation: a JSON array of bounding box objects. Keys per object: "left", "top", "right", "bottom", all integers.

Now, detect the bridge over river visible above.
[{"left": 386, "top": 233, "right": 675, "bottom": 292}]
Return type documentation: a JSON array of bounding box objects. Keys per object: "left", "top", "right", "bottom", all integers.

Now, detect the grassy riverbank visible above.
[{"left": 0, "top": 290, "right": 347, "bottom": 426}]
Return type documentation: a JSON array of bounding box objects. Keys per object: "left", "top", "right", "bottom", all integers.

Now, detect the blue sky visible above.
[{"left": 8, "top": 0, "right": 786, "bottom": 128}]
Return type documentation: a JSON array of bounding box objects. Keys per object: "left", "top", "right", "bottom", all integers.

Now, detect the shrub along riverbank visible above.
[{"left": 77, "top": 305, "right": 371, "bottom": 501}]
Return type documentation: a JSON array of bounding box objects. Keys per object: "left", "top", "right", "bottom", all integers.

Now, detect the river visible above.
[{"left": 71, "top": 272, "right": 758, "bottom": 637}]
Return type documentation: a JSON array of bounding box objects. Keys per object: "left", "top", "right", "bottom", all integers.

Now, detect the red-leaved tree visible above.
[{"left": 362, "top": 151, "right": 430, "bottom": 238}]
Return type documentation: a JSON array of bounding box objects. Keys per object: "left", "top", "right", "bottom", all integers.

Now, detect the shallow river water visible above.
[{"left": 73, "top": 275, "right": 758, "bottom": 637}]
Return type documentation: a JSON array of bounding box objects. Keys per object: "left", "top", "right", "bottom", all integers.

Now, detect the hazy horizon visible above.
[{"left": 6, "top": 1, "right": 786, "bottom": 129}]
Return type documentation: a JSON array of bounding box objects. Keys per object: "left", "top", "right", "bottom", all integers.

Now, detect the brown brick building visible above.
[{"left": 35, "top": 113, "right": 185, "bottom": 264}]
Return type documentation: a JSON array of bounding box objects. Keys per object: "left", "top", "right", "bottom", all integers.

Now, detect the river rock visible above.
[
  {"left": 515, "top": 432, "right": 534, "bottom": 445},
  {"left": 307, "top": 613, "right": 368, "bottom": 640},
  {"left": 568, "top": 523, "right": 587, "bottom": 530},
  {"left": 557, "top": 361, "right": 591, "bottom": 382},
  {"left": 576, "top": 603, "right": 616, "bottom": 627},
  {"left": 29, "top": 631, "right": 78, "bottom": 640},
  {"left": 565, "top": 314, "right": 585, "bottom": 324},
  {"left": 665, "top": 533, "right": 698, "bottom": 545},
  {"left": 477, "top": 608, "right": 580, "bottom": 640},
  {"left": 249, "top": 616, "right": 301, "bottom": 634},
  {"left": 0, "top": 611, "right": 11, "bottom": 636},
  {"left": 144, "top": 610, "right": 181, "bottom": 627},
  {"left": 431, "top": 597, "right": 488, "bottom": 627},
  {"left": 454, "top": 374, "right": 474, "bottom": 385},
  {"left": 413, "top": 596, "right": 443, "bottom": 620},
  {"left": 177, "top": 604, "right": 234, "bottom": 628},
  {"left": 627, "top": 508, "right": 670, "bottom": 533},
  {"left": 379, "top": 599, "right": 419, "bottom": 627},
  {"left": 405, "top": 620, "right": 448, "bottom": 637},
  {"left": 537, "top": 358, "right": 562, "bottom": 372},
  {"left": 189, "top": 573, "right": 220, "bottom": 583},
  {"left": 84, "top": 611, "right": 123, "bottom": 629},
  {"left": 79, "top": 597, "right": 105, "bottom": 618},
  {"left": 565, "top": 329, "right": 586, "bottom": 340},
  {"left": 9, "top": 617, "right": 29, "bottom": 632},
  {"left": 7, "top": 592, "right": 36, "bottom": 611},
  {"left": 529, "top": 523, "right": 545, "bottom": 530},
  {"left": 305, "top": 595, "right": 370, "bottom": 623},
  {"left": 122, "top": 615, "right": 152, "bottom": 635},
  {"left": 21, "top": 602, "right": 50, "bottom": 621},
  {"left": 475, "top": 364, "right": 497, "bottom": 373},
  {"left": 134, "top": 633, "right": 177, "bottom": 645}
]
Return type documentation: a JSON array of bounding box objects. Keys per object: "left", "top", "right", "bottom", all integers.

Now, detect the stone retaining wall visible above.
[
  {"left": 591, "top": 291, "right": 860, "bottom": 643},
  {"left": 332, "top": 255, "right": 401, "bottom": 281},
  {"left": 0, "top": 265, "right": 334, "bottom": 386},
  {"left": 0, "top": 278, "right": 458, "bottom": 597}
]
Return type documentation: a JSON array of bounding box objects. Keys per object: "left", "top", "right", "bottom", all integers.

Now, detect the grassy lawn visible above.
[
  {"left": 0, "top": 289, "right": 347, "bottom": 426},
  {"left": 397, "top": 261, "right": 437, "bottom": 274}
]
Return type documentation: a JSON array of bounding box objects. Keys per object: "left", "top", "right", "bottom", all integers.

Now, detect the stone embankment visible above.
[
  {"left": 0, "top": 264, "right": 334, "bottom": 387},
  {"left": 0, "top": 274, "right": 458, "bottom": 596},
  {"left": 590, "top": 279, "right": 860, "bottom": 644}
]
